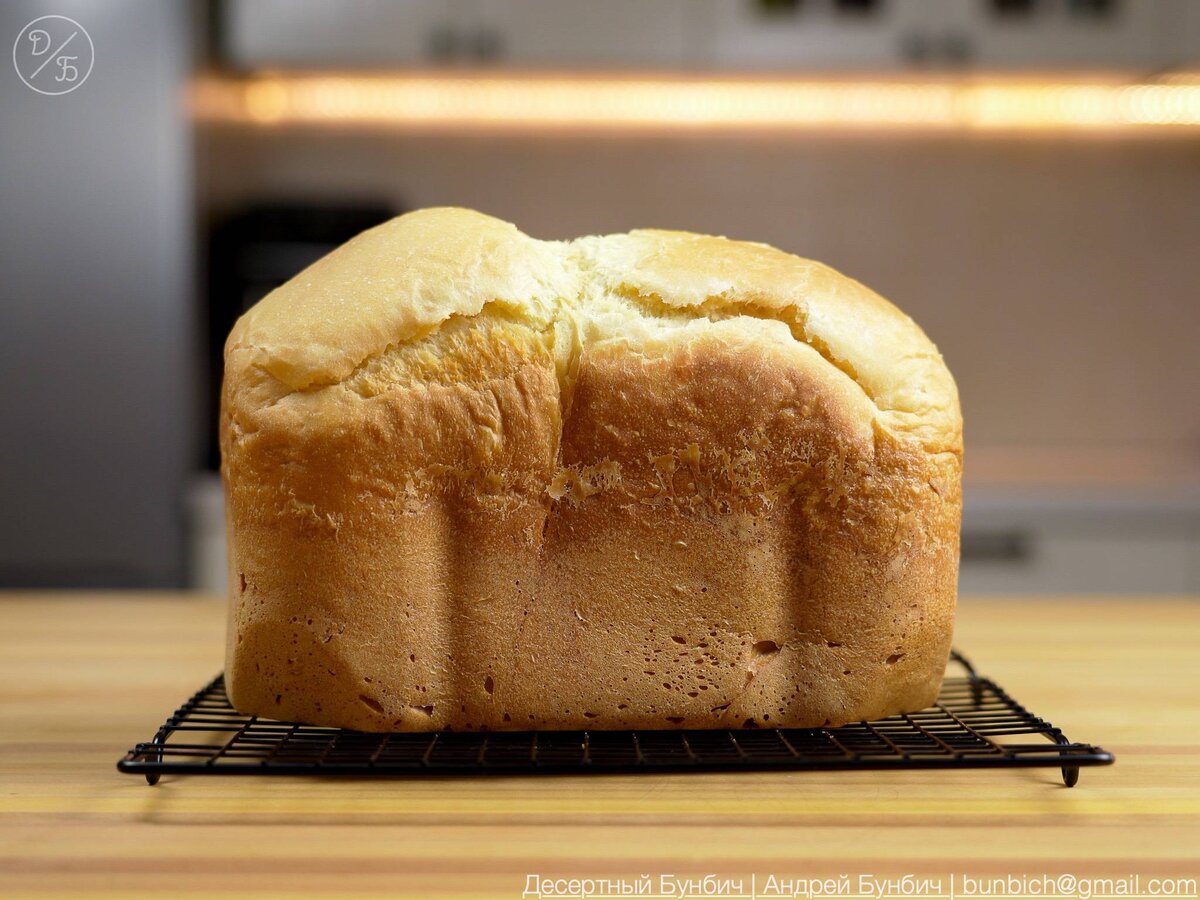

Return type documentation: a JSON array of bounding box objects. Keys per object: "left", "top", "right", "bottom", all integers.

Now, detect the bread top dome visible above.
[{"left": 226, "top": 207, "right": 960, "bottom": 455}]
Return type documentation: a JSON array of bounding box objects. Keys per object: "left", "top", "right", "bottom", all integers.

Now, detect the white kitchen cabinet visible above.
[
  {"left": 961, "top": 528, "right": 1200, "bottom": 595},
  {"left": 222, "top": 0, "right": 463, "bottom": 69},
  {"left": 706, "top": 0, "right": 917, "bottom": 71},
  {"left": 220, "top": 0, "right": 1199, "bottom": 72},
  {"left": 700, "top": 0, "right": 1198, "bottom": 72},
  {"left": 957, "top": 0, "right": 1193, "bottom": 69},
  {"left": 479, "top": 0, "right": 691, "bottom": 69},
  {"left": 959, "top": 488, "right": 1200, "bottom": 595},
  {"left": 221, "top": 0, "right": 691, "bottom": 69}
]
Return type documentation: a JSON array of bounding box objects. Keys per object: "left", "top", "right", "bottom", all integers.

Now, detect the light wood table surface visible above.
[{"left": 1, "top": 594, "right": 1197, "bottom": 898}]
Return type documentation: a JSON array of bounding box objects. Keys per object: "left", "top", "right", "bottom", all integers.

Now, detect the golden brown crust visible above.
[{"left": 221, "top": 208, "right": 962, "bottom": 731}]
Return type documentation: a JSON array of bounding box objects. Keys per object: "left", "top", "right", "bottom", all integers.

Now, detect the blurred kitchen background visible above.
[{"left": 1, "top": 0, "right": 1198, "bottom": 596}]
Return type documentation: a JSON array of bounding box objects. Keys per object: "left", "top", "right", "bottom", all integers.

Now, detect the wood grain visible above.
[{"left": 1, "top": 593, "right": 1197, "bottom": 898}]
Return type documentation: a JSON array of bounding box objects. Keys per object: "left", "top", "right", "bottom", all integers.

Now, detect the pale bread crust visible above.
[{"left": 222, "top": 208, "right": 961, "bottom": 731}]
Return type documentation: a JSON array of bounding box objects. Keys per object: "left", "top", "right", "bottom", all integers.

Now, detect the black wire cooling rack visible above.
[{"left": 118, "top": 651, "right": 1112, "bottom": 787}]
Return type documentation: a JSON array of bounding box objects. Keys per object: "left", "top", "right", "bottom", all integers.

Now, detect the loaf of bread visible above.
[{"left": 221, "top": 207, "right": 961, "bottom": 732}]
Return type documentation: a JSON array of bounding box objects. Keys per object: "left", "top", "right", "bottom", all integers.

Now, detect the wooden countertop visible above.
[{"left": 1, "top": 594, "right": 1197, "bottom": 898}]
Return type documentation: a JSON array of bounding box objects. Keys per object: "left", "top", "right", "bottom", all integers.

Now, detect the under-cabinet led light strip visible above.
[{"left": 192, "top": 72, "right": 1200, "bottom": 132}]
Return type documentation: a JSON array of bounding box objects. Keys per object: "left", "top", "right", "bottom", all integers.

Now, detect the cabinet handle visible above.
[
  {"left": 900, "top": 31, "right": 974, "bottom": 67},
  {"left": 427, "top": 26, "right": 459, "bottom": 62},
  {"left": 470, "top": 28, "right": 503, "bottom": 62},
  {"left": 900, "top": 32, "right": 932, "bottom": 65},
  {"left": 940, "top": 32, "right": 973, "bottom": 65}
]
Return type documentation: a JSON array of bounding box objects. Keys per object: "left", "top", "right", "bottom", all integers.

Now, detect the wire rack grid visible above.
[{"left": 118, "top": 651, "right": 1113, "bottom": 787}]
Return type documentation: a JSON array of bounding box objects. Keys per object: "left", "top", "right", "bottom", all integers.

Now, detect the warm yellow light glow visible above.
[
  {"left": 1159, "top": 71, "right": 1200, "bottom": 85},
  {"left": 191, "top": 73, "right": 1200, "bottom": 133}
]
